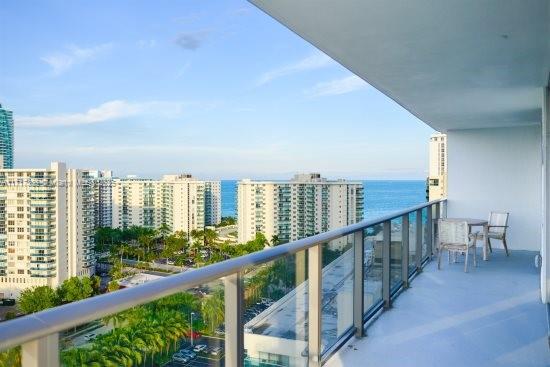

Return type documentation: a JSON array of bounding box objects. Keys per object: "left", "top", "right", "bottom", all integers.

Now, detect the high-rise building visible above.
[
  {"left": 111, "top": 174, "right": 221, "bottom": 233},
  {"left": 67, "top": 169, "right": 96, "bottom": 277},
  {"left": 204, "top": 181, "right": 221, "bottom": 226},
  {"left": 237, "top": 173, "right": 364, "bottom": 245},
  {"left": 0, "top": 162, "right": 96, "bottom": 298},
  {"left": 88, "top": 170, "right": 113, "bottom": 228},
  {"left": 427, "top": 132, "right": 447, "bottom": 201},
  {"left": 0, "top": 103, "right": 14, "bottom": 169}
]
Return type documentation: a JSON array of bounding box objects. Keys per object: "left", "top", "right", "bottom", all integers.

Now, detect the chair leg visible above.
[
  {"left": 464, "top": 246, "right": 469, "bottom": 273},
  {"left": 503, "top": 237, "right": 509, "bottom": 256},
  {"left": 473, "top": 245, "right": 477, "bottom": 267},
  {"left": 438, "top": 248, "right": 442, "bottom": 270},
  {"left": 487, "top": 238, "right": 492, "bottom": 253}
]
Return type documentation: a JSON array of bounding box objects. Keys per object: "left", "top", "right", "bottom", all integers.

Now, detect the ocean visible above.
[{"left": 221, "top": 180, "right": 426, "bottom": 220}]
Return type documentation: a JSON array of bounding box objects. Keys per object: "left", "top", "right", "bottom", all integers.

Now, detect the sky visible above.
[{"left": 0, "top": 0, "right": 434, "bottom": 180}]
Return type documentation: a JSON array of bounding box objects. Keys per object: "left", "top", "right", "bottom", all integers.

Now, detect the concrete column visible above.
[
  {"left": 21, "top": 333, "right": 59, "bottom": 367},
  {"left": 542, "top": 86, "right": 550, "bottom": 304}
]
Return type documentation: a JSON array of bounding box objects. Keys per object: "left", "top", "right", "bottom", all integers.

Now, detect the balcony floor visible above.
[{"left": 327, "top": 249, "right": 550, "bottom": 367}]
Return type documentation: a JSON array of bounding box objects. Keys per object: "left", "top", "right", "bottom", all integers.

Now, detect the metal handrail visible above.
[{"left": 0, "top": 198, "right": 444, "bottom": 351}]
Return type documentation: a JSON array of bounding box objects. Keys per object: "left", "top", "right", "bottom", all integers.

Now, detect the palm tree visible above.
[
  {"left": 0, "top": 347, "right": 21, "bottom": 367},
  {"left": 201, "top": 290, "right": 225, "bottom": 333},
  {"left": 61, "top": 347, "right": 108, "bottom": 367}
]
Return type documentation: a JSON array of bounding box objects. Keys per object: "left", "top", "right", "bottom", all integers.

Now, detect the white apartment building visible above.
[
  {"left": 237, "top": 173, "right": 364, "bottom": 244},
  {"left": 112, "top": 174, "right": 221, "bottom": 233},
  {"left": 427, "top": 132, "right": 447, "bottom": 201},
  {"left": 0, "top": 162, "right": 96, "bottom": 298},
  {"left": 88, "top": 170, "right": 113, "bottom": 228},
  {"left": 204, "top": 181, "right": 221, "bottom": 226}
]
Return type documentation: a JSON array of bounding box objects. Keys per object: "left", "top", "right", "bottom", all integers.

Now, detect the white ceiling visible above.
[{"left": 250, "top": 0, "right": 550, "bottom": 131}]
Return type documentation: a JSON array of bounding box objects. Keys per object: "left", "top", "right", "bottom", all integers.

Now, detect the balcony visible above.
[
  {"left": 326, "top": 249, "right": 549, "bottom": 367},
  {"left": 1, "top": 2, "right": 550, "bottom": 367},
  {"left": 2, "top": 199, "right": 547, "bottom": 367}
]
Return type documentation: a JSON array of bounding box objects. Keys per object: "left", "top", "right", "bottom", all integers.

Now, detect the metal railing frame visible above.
[{"left": 0, "top": 199, "right": 446, "bottom": 367}]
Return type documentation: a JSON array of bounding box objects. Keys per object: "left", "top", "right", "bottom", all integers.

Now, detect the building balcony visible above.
[{"left": 1, "top": 2, "right": 550, "bottom": 367}]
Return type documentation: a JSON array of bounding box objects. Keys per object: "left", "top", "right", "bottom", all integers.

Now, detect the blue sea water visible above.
[{"left": 221, "top": 180, "right": 426, "bottom": 220}]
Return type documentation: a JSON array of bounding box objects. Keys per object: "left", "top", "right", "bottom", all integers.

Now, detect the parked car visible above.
[
  {"left": 210, "top": 346, "right": 223, "bottom": 356},
  {"left": 0, "top": 298, "right": 15, "bottom": 306},
  {"left": 83, "top": 333, "right": 96, "bottom": 341},
  {"left": 193, "top": 344, "right": 207, "bottom": 353},
  {"left": 172, "top": 352, "right": 189, "bottom": 363},
  {"left": 167, "top": 259, "right": 175, "bottom": 265},
  {"left": 179, "top": 349, "right": 196, "bottom": 359}
]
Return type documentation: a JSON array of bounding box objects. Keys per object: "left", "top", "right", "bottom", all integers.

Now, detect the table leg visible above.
[{"left": 483, "top": 224, "right": 489, "bottom": 261}]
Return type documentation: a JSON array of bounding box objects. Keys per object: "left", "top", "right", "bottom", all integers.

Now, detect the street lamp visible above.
[{"left": 190, "top": 312, "right": 196, "bottom": 346}]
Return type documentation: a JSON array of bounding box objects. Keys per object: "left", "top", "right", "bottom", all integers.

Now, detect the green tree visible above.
[
  {"left": 58, "top": 277, "right": 94, "bottom": 303},
  {"left": 107, "top": 280, "right": 120, "bottom": 292},
  {"left": 217, "top": 216, "right": 236, "bottom": 227},
  {"left": 18, "top": 285, "right": 59, "bottom": 314},
  {"left": 90, "top": 275, "right": 102, "bottom": 295},
  {"left": 201, "top": 290, "right": 225, "bottom": 333},
  {"left": 0, "top": 347, "right": 21, "bottom": 367}
]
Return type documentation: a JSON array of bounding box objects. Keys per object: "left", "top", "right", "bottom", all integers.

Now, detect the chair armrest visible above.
[{"left": 488, "top": 225, "right": 508, "bottom": 228}]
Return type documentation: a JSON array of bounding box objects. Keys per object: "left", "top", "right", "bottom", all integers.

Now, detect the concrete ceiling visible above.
[{"left": 250, "top": 0, "right": 550, "bottom": 131}]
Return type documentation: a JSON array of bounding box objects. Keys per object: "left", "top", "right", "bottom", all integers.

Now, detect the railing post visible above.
[
  {"left": 426, "top": 205, "right": 433, "bottom": 258},
  {"left": 382, "top": 221, "right": 391, "bottom": 309},
  {"left": 434, "top": 202, "right": 441, "bottom": 254},
  {"left": 308, "top": 243, "right": 322, "bottom": 367},
  {"left": 415, "top": 209, "right": 423, "bottom": 272},
  {"left": 224, "top": 272, "right": 244, "bottom": 367},
  {"left": 21, "top": 333, "right": 59, "bottom": 367},
  {"left": 401, "top": 214, "right": 410, "bottom": 288},
  {"left": 353, "top": 230, "right": 365, "bottom": 337}
]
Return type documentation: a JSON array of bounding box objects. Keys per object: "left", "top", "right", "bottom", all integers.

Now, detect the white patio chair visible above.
[
  {"left": 476, "top": 211, "right": 510, "bottom": 256},
  {"left": 437, "top": 220, "right": 477, "bottom": 272}
]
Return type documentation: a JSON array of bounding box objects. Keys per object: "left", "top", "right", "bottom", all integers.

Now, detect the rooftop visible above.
[{"left": 327, "top": 249, "right": 550, "bottom": 367}]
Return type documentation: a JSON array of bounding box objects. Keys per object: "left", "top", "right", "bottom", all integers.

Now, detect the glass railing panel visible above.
[
  {"left": 58, "top": 279, "right": 224, "bottom": 367},
  {"left": 363, "top": 225, "right": 383, "bottom": 314},
  {"left": 243, "top": 249, "right": 308, "bottom": 367},
  {"left": 408, "top": 212, "right": 417, "bottom": 276},
  {"left": 320, "top": 237, "right": 354, "bottom": 355},
  {"left": 390, "top": 218, "right": 403, "bottom": 291}
]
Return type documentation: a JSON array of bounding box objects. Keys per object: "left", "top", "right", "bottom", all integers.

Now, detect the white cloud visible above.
[
  {"left": 306, "top": 75, "right": 368, "bottom": 97},
  {"left": 41, "top": 43, "right": 113, "bottom": 75},
  {"left": 16, "top": 100, "right": 186, "bottom": 128},
  {"left": 257, "top": 52, "right": 335, "bottom": 85}
]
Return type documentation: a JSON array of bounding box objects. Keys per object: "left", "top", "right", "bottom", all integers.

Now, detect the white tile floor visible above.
[{"left": 326, "top": 249, "right": 550, "bottom": 367}]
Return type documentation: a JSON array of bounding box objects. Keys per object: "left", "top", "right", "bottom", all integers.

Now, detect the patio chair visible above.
[
  {"left": 476, "top": 211, "right": 510, "bottom": 256},
  {"left": 437, "top": 220, "right": 477, "bottom": 272}
]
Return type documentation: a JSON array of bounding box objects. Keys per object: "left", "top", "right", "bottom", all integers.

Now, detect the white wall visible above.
[{"left": 447, "top": 125, "right": 542, "bottom": 251}]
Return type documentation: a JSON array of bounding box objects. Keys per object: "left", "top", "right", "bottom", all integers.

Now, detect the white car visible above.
[
  {"left": 193, "top": 344, "right": 207, "bottom": 353},
  {"left": 83, "top": 333, "right": 96, "bottom": 341},
  {"left": 210, "top": 346, "right": 223, "bottom": 356},
  {"left": 172, "top": 352, "right": 189, "bottom": 363},
  {"left": 179, "top": 349, "right": 196, "bottom": 359}
]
